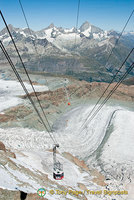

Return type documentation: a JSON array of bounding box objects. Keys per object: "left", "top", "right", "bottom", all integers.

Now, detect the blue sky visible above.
[{"left": 0, "top": 0, "right": 134, "bottom": 31}]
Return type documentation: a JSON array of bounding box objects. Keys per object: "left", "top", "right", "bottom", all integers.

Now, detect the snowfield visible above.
[{"left": 0, "top": 79, "right": 48, "bottom": 112}]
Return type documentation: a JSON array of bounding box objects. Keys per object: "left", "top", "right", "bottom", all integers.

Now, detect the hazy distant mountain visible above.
[{"left": 0, "top": 22, "right": 134, "bottom": 82}]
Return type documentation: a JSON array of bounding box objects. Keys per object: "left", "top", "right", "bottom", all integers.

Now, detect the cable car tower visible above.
[{"left": 53, "top": 144, "right": 64, "bottom": 180}]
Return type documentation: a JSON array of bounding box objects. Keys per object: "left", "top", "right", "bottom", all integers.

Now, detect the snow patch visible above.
[
  {"left": 81, "top": 27, "right": 91, "bottom": 37},
  {"left": 101, "top": 110, "right": 134, "bottom": 164},
  {"left": 20, "top": 31, "right": 27, "bottom": 37},
  {"left": 64, "top": 27, "right": 74, "bottom": 33},
  {"left": 3, "top": 37, "right": 11, "bottom": 44},
  {"left": 0, "top": 79, "right": 48, "bottom": 112}
]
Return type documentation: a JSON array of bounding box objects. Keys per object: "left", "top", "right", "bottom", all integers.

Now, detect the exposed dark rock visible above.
[{"left": 0, "top": 141, "right": 6, "bottom": 152}]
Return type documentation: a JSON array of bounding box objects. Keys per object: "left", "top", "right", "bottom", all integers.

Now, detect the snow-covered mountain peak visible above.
[
  {"left": 7, "top": 24, "right": 14, "bottom": 30},
  {"left": 0, "top": 22, "right": 134, "bottom": 68},
  {"left": 0, "top": 24, "right": 16, "bottom": 36},
  {"left": 79, "top": 21, "right": 105, "bottom": 38},
  {"left": 79, "top": 21, "right": 91, "bottom": 32},
  {"left": 46, "top": 23, "right": 55, "bottom": 29}
]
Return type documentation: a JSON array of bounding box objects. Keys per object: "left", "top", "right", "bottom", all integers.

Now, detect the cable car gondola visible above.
[{"left": 53, "top": 144, "right": 64, "bottom": 180}]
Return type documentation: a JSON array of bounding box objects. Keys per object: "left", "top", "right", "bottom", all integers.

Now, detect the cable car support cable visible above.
[
  {"left": 81, "top": 48, "right": 134, "bottom": 130},
  {"left": 84, "top": 61, "right": 134, "bottom": 127},
  {"left": 0, "top": 40, "right": 56, "bottom": 144},
  {"left": 0, "top": 10, "right": 53, "bottom": 134},
  {"left": 0, "top": 9, "right": 63, "bottom": 179}
]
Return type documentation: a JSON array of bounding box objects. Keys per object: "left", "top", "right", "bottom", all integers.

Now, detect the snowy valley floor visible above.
[{"left": 0, "top": 79, "right": 134, "bottom": 200}]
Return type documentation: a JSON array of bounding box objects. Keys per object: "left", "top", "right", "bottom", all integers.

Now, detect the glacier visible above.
[{"left": 0, "top": 78, "right": 134, "bottom": 199}]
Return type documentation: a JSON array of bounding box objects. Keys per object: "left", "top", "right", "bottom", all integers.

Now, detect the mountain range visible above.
[{"left": 0, "top": 21, "right": 134, "bottom": 82}]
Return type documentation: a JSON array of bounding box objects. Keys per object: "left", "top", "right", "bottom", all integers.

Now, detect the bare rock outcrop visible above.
[
  {"left": 0, "top": 141, "right": 6, "bottom": 152},
  {"left": 21, "top": 81, "right": 134, "bottom": 105},
  {"left": 0, "top": 105, "right": 32, "bottom": 123},
  {"left": 0, "top": 141, "right": 16, "bottom": 158}
]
